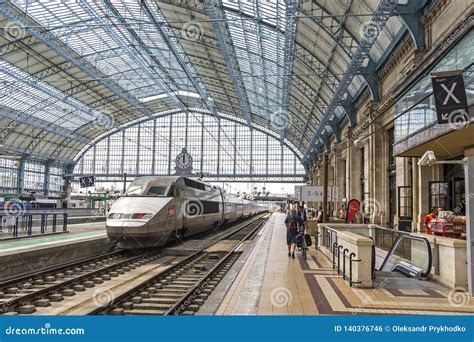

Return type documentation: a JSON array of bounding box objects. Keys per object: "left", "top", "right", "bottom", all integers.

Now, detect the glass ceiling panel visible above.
[
  {"left": 0, "top": 60, "right": 94, "bottom": 130},
  {"left": 223, "top": 0, "right": 287, "bottom": 119},
  {"left": 12, "top": 0, "right": 198, "bottom": 103}
]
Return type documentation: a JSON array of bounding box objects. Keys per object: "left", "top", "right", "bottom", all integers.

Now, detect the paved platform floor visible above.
[{"left": 217, "top": 212, "right": 474, "bottom": 315}]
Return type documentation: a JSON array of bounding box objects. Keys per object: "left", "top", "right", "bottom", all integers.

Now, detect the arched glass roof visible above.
[{"left": 0, "top": 0, "right": 408, "bottom": 169}]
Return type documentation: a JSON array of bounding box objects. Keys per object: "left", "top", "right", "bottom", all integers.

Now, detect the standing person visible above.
[
  {"left": 297, "top": 204, "right": 307, "bottom": 223},
  {"left": 285, "top": 209, "right": 303, "bottom": 258},
  {"left": 423, "top": 207, "right": 439, "bottom": 234},
  {"left": 316, "top": 206, "right": 323, "bottom": 223}
]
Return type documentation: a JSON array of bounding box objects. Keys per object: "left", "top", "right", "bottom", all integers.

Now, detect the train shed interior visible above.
[{"left": 0, "top": 0, "right": 473, "bottom": 319}]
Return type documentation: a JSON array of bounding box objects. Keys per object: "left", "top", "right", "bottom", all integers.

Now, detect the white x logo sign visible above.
[{"left": 440, "top": 82, "right": 461, "bottom": 105}]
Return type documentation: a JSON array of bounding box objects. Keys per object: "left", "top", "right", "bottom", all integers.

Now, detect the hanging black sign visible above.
[
  {"left": 431, "top": 71, "right": 469, "bottom": 125},
  {"left": 79, "top": 176, "right": 95, "bottom": 188}
]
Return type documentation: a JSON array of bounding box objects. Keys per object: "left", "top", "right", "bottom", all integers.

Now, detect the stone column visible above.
[
  {"left": 322, "top": 153, "right": 329, "bottom": 222},
  {"left": 464, "top": 147, "right": 474, "bottom": 294},
  {"left": 412, "top": 157, "right": 420, "bottom": 232}
]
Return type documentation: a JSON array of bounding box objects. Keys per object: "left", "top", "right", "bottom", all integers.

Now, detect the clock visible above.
[{"left": 175, "top": 148, "right": 193, "bottom": 174}]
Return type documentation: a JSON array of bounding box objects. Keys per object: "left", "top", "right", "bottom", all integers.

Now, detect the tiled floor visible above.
[{"left": 217, "top": 212, "right": 474, "bottom": 315}]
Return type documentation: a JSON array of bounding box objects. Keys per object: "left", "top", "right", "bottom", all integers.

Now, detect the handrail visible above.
[{"left": 378, "top": 234, "right": 432, "bottom": 278}]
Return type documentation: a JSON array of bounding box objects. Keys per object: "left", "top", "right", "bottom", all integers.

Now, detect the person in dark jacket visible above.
[{"left": 285, "top": 209, "right": 304, "bottom": 258}]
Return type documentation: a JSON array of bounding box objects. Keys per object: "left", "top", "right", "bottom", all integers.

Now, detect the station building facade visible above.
[{"left": 309, "top": 1, "right": 473, "bottom": 233}]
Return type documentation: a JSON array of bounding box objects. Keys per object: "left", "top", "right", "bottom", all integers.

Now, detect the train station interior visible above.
[{"left": 0, "top": 0, "right": 473, "bottom": 318}]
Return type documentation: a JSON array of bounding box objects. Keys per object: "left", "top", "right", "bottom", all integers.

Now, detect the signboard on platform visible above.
[
  {"left": 294, "top": 186, "right": 338, "bottom": 202},
  {"left": 431, "top": 71, "right": 469, "bottom": 125}
]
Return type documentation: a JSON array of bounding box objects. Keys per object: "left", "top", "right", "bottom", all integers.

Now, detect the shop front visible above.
[{"left": 393, "top": 29, "right": 473, "bottom": 237}]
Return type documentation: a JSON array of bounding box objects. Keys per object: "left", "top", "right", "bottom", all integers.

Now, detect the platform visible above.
[
  {"left": 211, "top": 213, "right": 474, "bottom": 315},
  {"left": 0, "top": 222, "right": 109, "bottom": 279}
]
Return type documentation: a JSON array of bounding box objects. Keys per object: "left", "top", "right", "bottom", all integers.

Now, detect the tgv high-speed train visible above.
[{"left": 106, "top": 176, "right": 268, "bottom": 248}]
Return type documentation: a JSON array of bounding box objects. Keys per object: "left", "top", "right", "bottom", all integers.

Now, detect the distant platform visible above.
[{"left": 200, "top": 213, "right": 474, "bottom": 315}]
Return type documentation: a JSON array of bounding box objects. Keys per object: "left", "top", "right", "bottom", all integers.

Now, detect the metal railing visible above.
[{"left": 0, "top": 212, "right": 68, "bottom": 239}]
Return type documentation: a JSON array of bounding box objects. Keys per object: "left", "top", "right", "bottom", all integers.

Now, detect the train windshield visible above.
[
  {"left": 126, "top": 186, "right": 143, "bottom": 196},
  {"left": 146, "top": 186, "right": 168, "bottom": 196},
  {"left": 126, "top": 185, "right": 169, "bottom": 196}
]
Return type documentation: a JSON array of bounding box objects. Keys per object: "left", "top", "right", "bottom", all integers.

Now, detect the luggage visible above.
[{"left": 304, "top": 234, "right": 312, "bottom": 246}]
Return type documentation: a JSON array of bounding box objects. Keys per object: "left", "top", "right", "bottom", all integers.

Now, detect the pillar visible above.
[
  {"left": 464, "top": 147, "right": 474, "bottom": 295},
  {"left": 43, "top": 161, "right": 51, "bottom": 195},
  {"left": 17, "top": 158, "right": 25, "bottom": 195},
  {"left": 322, "top": 153, "right": 329, "bottom": 222},
  {"left": 412, "top": 157, "right": 419, "bottom": 232}
]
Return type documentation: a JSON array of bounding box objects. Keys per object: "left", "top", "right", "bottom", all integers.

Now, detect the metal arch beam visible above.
[
  {"left": 0, "top": 2, "right": 154, "bottom": 117},
  {"left": 303, "top": 0, "right": 399, "bottom": 163},
  {"left": 395, "top": 0, "right": 427, "bottom": 50},
  {"left": 341, "top": 98, "right": 357, "bottom": 127},
  {"left": 328, "top": 120, "right": 341, "bottom": 143},
  {"left": 280, "top": 0, "right": 299, "bottom": 145},
  {"left": 0, "top": 106, "right": 89, "bottom": 144},
  {"left": 204, "top": 0, "right": 252, "bottom": 126},
  {"left": 299, "top": 1, "right": 354, "bottom": 150},
  {"left": 320, "top": 134, "right": 331, "bottom": 152},
  {"left": 140, "top": 0, "right": 220, "bottom": 119},
  {"left": 359, "top": 60, "right": 381, "bottom": 102}
]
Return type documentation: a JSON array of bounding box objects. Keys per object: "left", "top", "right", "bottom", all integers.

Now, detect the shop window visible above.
[
  {"left": 429, "top": 181, "right": 450, "bottom": 211},
  {"left": 398, "top": 186, "right": 412, "bottom": 218}
]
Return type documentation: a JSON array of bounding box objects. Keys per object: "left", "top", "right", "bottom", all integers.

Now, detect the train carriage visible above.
[{"left": 106, "top": 176, "right": 268, "bottom": 248}]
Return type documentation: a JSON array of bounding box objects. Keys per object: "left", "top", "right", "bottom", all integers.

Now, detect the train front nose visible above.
[
  {"left": 106, "top": 218, "right": 149, "bottom": 239},
  {"left": 106, "top": 197, "right": 173, "bottom": 241}
]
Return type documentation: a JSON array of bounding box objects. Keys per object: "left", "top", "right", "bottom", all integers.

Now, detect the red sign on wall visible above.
[{"left": 346, "top": 199, "right": 360, "bottom": 224}]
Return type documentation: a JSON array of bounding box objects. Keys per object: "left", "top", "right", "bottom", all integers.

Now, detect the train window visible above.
[{"left": 146, "top": 186, "right": 168, "bottom": 196}]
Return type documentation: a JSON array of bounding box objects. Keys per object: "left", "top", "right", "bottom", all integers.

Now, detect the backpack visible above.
[{"left": 287, "top": 217, "right": 297, "bottom": 230}]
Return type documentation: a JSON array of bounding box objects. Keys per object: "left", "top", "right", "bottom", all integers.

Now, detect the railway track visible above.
[
  {"left": 91, "top": 215, "right": 269, "bottom": 315},
  {"left": 0, "top": 250, "right": 159, "bottom": 315},
  {"left": 0, "top": 213, "right": 269, "bottom": 315}
]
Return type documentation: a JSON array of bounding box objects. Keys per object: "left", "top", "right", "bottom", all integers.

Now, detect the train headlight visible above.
[
  {"left": 108, "top": 213, "right": 123, "bottom": 219},
  {"left": 131, "top": 213, "right": 153, "bottom": 220}
]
